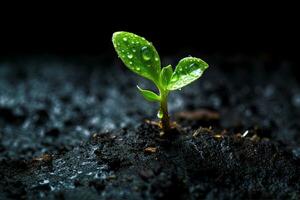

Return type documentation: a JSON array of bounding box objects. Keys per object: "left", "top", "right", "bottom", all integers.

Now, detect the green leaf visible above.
[
  {"left": 112, "top": 31, "right": 161, "bottom": 83},
  {"left": 167, "top": 57, "right": 209, "bottom": 90},
  {"left": 160, "top": 65, "right": 173, "bottom": 88},
  {"left": 137, "top": 85, "right": 160, "bottom": 102}
]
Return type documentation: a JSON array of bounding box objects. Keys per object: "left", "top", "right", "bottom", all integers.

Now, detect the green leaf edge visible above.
[
  {"left": 167, "top": 57, "right": 209, "bottom": 90},
  {"left": 137, "top": 85, "right": 161, "bottom": 102},
  {"left": 112, "top": 31, "right": 161, "bottom": 83}
]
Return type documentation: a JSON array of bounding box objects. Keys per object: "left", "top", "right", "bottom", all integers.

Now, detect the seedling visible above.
[{"left": 112, "top": 31, "right": 209, "bottom": 133}]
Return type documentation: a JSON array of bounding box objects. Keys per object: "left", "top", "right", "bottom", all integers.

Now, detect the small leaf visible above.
[
  {"left": 167, "top": 57, "right": 208, "bottom": 90},
  {"left": 112, "top": 31, "right": 161, "bottom": 83},
  {"left": 160, "top": 65, "right": 173, "bottom": 88},
  {"left": 137, "top": 85, "right": 160, "bottom": 102}
]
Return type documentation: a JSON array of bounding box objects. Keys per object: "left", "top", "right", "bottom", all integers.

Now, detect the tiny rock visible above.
[{"left": 144, "top": 147, "right": 157, "bottom": 153}]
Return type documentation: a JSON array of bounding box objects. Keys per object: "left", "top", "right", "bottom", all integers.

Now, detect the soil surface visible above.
[{"left": 0, "top": 54, "right": 300, "bottom": 199}]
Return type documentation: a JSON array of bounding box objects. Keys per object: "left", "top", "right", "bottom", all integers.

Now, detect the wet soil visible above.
[{"left": 0, "top": 54, "right": 300, "bottom": 199}]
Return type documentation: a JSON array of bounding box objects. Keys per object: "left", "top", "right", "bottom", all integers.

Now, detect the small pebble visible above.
[{"left": 144, "top": 147, "right": 157, "bottom": 153}]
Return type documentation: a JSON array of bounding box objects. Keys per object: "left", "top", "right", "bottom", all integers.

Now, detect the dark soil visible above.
[{"left": 0, "top": 54, "right": 300, "bottom": 199}]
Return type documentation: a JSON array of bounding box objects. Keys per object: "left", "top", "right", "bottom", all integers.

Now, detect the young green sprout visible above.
[{"left": 112, "top": 31, "right": 209, "bottom": 133}]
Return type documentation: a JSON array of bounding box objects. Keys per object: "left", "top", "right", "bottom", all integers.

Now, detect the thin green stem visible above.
[{"left": 159, "top": 90, "right": 171, "bottom": 132}]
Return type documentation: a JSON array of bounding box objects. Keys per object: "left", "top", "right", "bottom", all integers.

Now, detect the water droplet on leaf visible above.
[
  {"left": 191, "top": 68, "right": 202, "bottom": 77},
  {"left": 127, "top": 54, "right": 133, "bottom": 59},
  {"left": 123, "top": 37, "right": 128, "bottom": 42},
  {"left": 141, "top": 46, "right": 151, "bottom": 61}
]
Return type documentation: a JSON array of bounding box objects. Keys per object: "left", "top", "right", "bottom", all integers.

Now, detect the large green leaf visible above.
[
  {"left": 137, "top": 85, "right": 160, "bottom": 102},
  {"left": 167, "top": 57, "right": 209, "bottom": 90},
  {"left": 112, "top": 31, "right": 161, "bottom": 83}
]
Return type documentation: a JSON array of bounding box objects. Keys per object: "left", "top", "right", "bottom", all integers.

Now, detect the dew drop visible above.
[
  {"left": 132, "top": 48, "right": 136, "bottom": 52},
  {"left": 141, "top": 46, "right": 151, "bottom": 61},
  {"left": 191, "top": 69, "right": 202, "bottom": 77},
  {"left": 123, "top": 37, "right": 128, "bottom": 42},
  {"left": 157, "top": 109, "right": 163, "bottom": 119},
  {"left": 129, "top": 61, "right": 133, "bottom": 65},
  {"left": 136, "top": 67, "right": 140, "bottom": 71},
  {"left": 127, "top": 54, "right": 133, "bottom": 59},
  {"left": 154, "top": 57, "right": 159, "bottom": 61}
]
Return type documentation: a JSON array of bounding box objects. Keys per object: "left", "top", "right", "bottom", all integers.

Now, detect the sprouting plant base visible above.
[{"left": 145, "top": 119, "right": 180, "bottom": 136}]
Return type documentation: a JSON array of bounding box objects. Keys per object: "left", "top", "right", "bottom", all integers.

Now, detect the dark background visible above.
[{"left": 0, "top": 4, "right": 298, "bottom": 61}]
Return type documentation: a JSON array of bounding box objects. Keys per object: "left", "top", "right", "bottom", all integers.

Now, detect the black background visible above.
[{"left": 0, "top": 3, "right": 298, "bottom": 61}]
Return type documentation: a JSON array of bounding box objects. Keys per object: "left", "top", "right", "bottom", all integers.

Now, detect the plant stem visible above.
[{"left": 160, "top": 91, "right": 171, "bottom": 132}]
